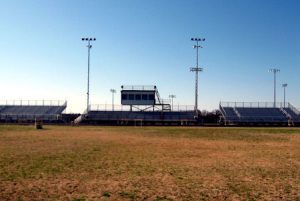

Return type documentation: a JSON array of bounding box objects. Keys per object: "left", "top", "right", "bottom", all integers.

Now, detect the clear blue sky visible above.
[{"left": 0, "top": 0, "right": 299, "bottom": 113}]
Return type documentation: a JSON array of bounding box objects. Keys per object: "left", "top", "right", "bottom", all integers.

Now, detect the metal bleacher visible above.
[
  {"left": 81, "top": 110, "right": 196, "bottom": 125},
  {"left": 237, "top": 108, "right": 288, "bottom": 123},
  {"left": 87, "top": 111, "right": 195, "bottom": 121},
  {"left": 0, "top": 100, "right": 67, "bottom": 122},
  {"left": 219, "top": 102, "right": 300, "bottom": 126}
]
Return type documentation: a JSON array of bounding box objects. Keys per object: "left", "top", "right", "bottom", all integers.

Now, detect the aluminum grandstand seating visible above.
[
  {"left": 219, "top": 102, "right": 300, "bottom": 125},
  {"left": 236, "top": 108, "right": 288, "bottom": 123},
  {"left": 0, "top": 106, "right": 5, "bottom": 113},
  {"left": 79, "top": 110, "right": 197, "bottom": 125},
  {"left": 0, "top": 100, "right": 67, "bottom": 122},
  {"left": 220, "top": 107, "right": 239, "bottom": 122}
]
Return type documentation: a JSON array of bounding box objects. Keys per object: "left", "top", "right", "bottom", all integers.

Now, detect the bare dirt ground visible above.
[{"left": 0, "top": 126, "right": 299, "bottom": 200}]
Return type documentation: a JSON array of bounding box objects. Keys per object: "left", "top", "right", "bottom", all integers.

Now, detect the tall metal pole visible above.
[
  {"left": 283, "top": 85, "right": 285, "bottom": 108},
  {"left": 269, "top": 68, "right": 280, "bottom": 107},
  {"left": 195, "top": 40, "right": 198, "bottom": 111},
  {"left": 190, "top": 38, "right": 205, "bottom": 115},
  {"left": 110, "top": 89, "right": 116, "bottom": 111},
  {"left": 274, "top": 71, "right": 276, "bottom": 106},
  {"left": 87, "top": 40, "right": 91, "bottom": 112},
  {"left": 82, "top": 38, "right": 96, "bottom": 112},
  {"left": 282, "top": 83, "right": 288, "bottom": 108},
  {"left": 169, "top": 94, "right": 176, "bottom": 111}
]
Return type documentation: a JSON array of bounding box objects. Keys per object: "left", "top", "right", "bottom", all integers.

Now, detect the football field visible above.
[{"left": 0, "top": 126, "right": 299, "bottom": 200}]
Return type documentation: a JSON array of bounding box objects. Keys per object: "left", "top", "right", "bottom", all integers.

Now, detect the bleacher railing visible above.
[
  {"left": 0, "top": 100, "right": 67, "bottom": 106},
  {"left": 89, "top": 104, "right": 194, "bottom": 112},
  {"left": 159, "top": 99, "right": 171, "bottom": 104},
  {"left": 220, "top": 101, "right": 287, "bottom": 108},
  {"left": 219, "top": 105, "right": 226, "bottom": 116},
  {"left": 288, "top": 103, "right": 300, "bottom": 115}
]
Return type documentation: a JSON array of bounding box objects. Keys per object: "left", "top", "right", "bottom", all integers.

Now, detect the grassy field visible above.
[{"left": 0, "top": 126, "right": 299, "bottom": 201}]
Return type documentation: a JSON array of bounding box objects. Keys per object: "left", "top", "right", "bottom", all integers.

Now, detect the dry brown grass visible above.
[{"left": 0, "top": 126, "right": 299, "bottom": 200}]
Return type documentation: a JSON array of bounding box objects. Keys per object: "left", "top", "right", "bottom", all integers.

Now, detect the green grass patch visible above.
[
  {"left": 102, "top": 191, "right": 111, "bottom": 197},
  {"left": 104, "top": 126, "right": 299, "bottom": 142},
  {"left": 0, "top": 125, "right": 35, "bottom": 132}
]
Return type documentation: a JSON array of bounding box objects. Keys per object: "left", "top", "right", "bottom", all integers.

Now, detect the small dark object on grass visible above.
[
  {"left": 35, "top": 119, "right": 43, "bottom": 129},
  {"left": 102, "top": 191, "right": 111, "bottom": 197}
]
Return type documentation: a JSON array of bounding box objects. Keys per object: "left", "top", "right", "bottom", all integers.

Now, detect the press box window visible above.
[
  {"left": 142, "top": 94, "right": 148, "bottom": 100},
  {"left": 122, "top": 94, "right": 128, "bottom": 100},
  {"left": 149, "top": 94, "right": 155, "bottom": 100},
  {"left": 129, "top": 94, "right": 134, "bottom": 100},
  {"left": 135, "top": 94, "right": 141, "bottom": 100}
]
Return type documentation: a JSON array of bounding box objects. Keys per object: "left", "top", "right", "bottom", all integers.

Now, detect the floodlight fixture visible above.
[
  {"left": 269, "top": 68, "right": 280, "bottom": 107},
  {"left": 269, "top": 68, "right": 280, "bottom": 73},
  {"left": 82, "top": 38, "right": 96, "bottom": 41},
  {"left": 82, "top": 37, "right": 96, "bottom": 112},
  {"left": 191, "top": 38, "right": 205, "bottom": 41}
]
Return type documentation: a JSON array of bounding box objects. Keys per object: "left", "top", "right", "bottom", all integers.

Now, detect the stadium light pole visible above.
[
  {"left": 82, "top": 37, "right": 96, "bottom": 112},
  {"left": 282, "top": 83, "right": 288, "bottom": 108},
  {"left": 269, "top": 68, "right": 280, "bottom": 107},
  {"left": 169, "top": 94, "right": 176, "bottom": 111},
  {"left": 110, "top": 89, "right": 116, "bottom": 111},
  {"left": 190, "top": 37, "right": 205, "bottom": 115}
]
